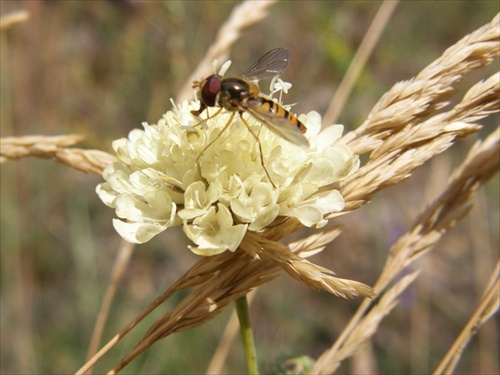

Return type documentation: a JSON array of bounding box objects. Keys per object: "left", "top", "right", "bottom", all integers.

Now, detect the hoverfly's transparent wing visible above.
[
  {"left": 240, "top": 48, "right": 290, "bottom": 82},
  {"left": 245, "top": 98, "right": 309, "bottom": 147}
]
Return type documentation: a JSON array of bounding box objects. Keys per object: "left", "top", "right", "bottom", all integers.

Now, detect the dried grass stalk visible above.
[
  {"left": 86, "top": 240, "right": 135, "bottom": 364},
  {"left": 0, "top": 135, "right": 115, "bottom": 175},
  {"left": 318, "top": 271, "right": 420, "bottom": 374},
  {"left": 312, "top": 127, "right": 500, "bottom": 373},
  {"left": 434, "top": 261, "right": 499, "bottom": 374},
  {"left": 0, "top": 10, "right": 30, "bottom": 32},
  {"left": 323, "top": 0, "right": 399, "bottom": 125}
]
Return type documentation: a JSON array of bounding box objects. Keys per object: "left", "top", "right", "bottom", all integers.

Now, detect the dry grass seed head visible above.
[{"left": 312, "top": 127, "right": 499, "bottom": 374}]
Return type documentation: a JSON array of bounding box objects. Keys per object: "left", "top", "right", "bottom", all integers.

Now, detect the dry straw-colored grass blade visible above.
[
  {"left": 0, "top": 134, "right": 115, "bottom": 175},
  {"left": 0, "top": 10, "right": 29, "bottom": 32},
  {"left": 323, "top": 0, "right": 399, "bottom": 125},
  {"left": 314, "top": 271, "right": 421, "bottom": 375},
  {"left": 85, "top": 240, "right": 135, "bottom": 366},
  {"left": 434, "top": 261, "right": 499, "bottom": 374},
  {"left": 312, "top": 127, "right": 499, "bottom": 373}
]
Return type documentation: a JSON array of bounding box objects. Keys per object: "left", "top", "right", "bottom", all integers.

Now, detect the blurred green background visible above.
[{"left": 1, "top": 1, "right": 498, "bottom": 374}]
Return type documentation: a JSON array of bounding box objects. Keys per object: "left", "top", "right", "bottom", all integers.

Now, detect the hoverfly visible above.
[{"left": 191, "top": 48, "right": 309, "bottom": 187}]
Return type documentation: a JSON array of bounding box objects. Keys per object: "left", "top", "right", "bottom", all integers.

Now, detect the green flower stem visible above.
[{"left": 235, "top": 295, "right": 259, "bottom": 375}]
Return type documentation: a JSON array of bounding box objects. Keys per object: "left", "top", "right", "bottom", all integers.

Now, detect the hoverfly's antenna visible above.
[{"left": 192, "top": 80, "right": 201, "bottom": 89}]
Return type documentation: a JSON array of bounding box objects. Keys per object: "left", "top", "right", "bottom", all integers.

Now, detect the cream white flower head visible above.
[{"left": 97, "top": 83, "right": 359, "bottom": 256}]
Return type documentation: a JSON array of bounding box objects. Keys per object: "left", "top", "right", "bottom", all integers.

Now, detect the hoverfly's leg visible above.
[
  {"left": 190, "top": 102, "right": 206, "bottom": 117},
  {"left": 195, "top": 112, "right": 236, "bottom": 165},
  {"left": 238, "top": 114, "right": 277, "bottom": 189},
  {"left": 191, "top": 107, "right": 224, "bottom": 128}
]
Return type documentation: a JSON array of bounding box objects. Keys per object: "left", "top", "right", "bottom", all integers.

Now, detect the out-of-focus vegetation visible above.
[{"left": 1, "top": 1, "right": 498, "bottom": 374}]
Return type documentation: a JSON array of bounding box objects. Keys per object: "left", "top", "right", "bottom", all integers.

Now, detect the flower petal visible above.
[
  {"left": 183, "top": 204, "right": 248, "bottom": 256},
  {"left": 112, "top": 219, "right": 168, "bottom": 244}
]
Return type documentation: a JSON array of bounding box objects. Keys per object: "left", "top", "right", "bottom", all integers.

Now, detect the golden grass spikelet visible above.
[
  {"left": 312, "top": 127, "right": 499, "bottom": 373},
  {"left": 0, "top": 134, "right": 116, "bottom": 175},
  {"left": 288, "top": 225, "right": 343, "bottom": 257},
  {"left": 332, "top": 69, "right": 498, "bottom": 217},
  {"left": 343, "top": 13, "right": 499, "bottom": 154},
  {"left": 241, "top": 231, "right": 377, "bottom": 299}
]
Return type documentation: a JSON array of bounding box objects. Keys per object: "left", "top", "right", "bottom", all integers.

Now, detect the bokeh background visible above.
[{"left": 1, "top": 1, "right": 498, "bottom": 374}]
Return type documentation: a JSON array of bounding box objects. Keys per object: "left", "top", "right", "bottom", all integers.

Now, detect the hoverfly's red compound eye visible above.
[{"left": 200, "top": 74, "right": 222, "bottom": 107}]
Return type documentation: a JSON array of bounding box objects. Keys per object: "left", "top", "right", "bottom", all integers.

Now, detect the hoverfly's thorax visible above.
[
  {"left": 220, "top": 78, "right": 250, "bottom": 98},
  {"left": 218, "top": 78, "right": 255, "bottom": 111},
  {"left": 247, "top": 81, "right": 260, "bottom": 97}
]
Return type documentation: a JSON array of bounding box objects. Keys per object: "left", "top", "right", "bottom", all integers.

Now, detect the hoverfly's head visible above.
[{"left": 193, "top": 74, "right": 222, "bottom": 108}]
